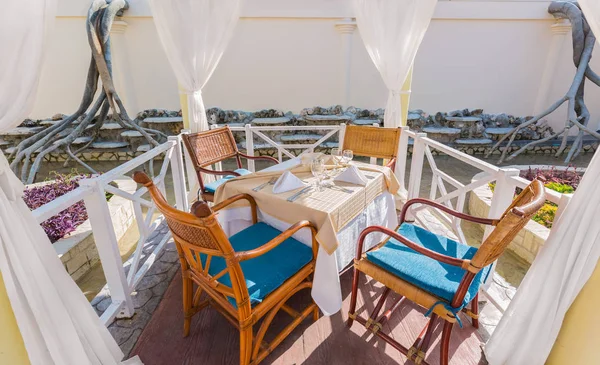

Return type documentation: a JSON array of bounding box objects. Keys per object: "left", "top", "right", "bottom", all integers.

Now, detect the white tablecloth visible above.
[{"left": 216, "top": 158, "right": 399, "bottom": 315}]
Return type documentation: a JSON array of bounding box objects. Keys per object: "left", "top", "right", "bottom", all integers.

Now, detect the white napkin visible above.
[
  {"left": 334, "top": 165, "right": 368, "bottom": 186},
  {"left": 272, "top": 171, "right": 308, "bottom": 193}
]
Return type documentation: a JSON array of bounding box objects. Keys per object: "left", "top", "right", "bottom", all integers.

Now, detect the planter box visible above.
[
  {"left": 468, "top": 165, "right": 582, "bottom": 264},
  {"left": 51, "top": 178, "right": 136, "bottom": 281},
  {"left": 468, "top": 182, "right": 547, "bottom": 264}
]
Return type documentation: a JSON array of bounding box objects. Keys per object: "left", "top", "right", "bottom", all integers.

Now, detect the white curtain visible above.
[
  {"left": 149, "top": 0, "right": 243, "bottom": 133},
  {"left": 0, "top": 2, "right": 140, "bottom": 365},
  {"left": 485, "top": 4, "right": 600, "bottom": 361},
  {"left": 354, "top": 0, "right": 437, "bottom": 128}
]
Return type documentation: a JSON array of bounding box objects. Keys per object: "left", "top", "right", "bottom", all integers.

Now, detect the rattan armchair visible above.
[
  {"left": 181, "top": 126, "right": 279, "bottom": 202},
  {"left": 133, "top": 171, "right": 319, "bottom": 365},
  {"left": 347, "top": 179, "right": 545, "bottom": 365},
  {"left": 341, "top": 124, "right": 401, "bottom": 170}
]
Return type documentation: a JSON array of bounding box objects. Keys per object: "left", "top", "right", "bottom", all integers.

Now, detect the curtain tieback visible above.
[
  {"left": 181, "top": 89, "right": 202, "bottom": 97},
  {"left": 388, "top": 90, "right": 411, "bottom": 96},
  {"left": 424, "top": 301, "right": 464, "bottom": 328}
]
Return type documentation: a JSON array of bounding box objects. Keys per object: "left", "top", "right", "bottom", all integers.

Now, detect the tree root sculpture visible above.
[
  {"left": 485, "top": 1, "right": 600, "bottom": 164},
  {"left": 9, "top": 0, "right": 166, "bottom": 184}
]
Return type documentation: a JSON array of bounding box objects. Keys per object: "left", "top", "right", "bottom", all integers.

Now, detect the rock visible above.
[
  {"left": 470, "top": 109, "right": 484, "bottom": 116},
  {"left": 96, "top": 297, "right": 112, "bottom": 312},
  {"left": 434, "top": 112, "right": 445, "bottom": 124},
  {"left": 448, "top": 110, "right": 463, "bottom": 117},
  {"left": 52, "top": 113, "right": 66, "bottom": 121},
  {"left": 494, "top": 113, "right": 510, "bottom": 127},
  {"left": 345, "top": 106, "right": 358, "bottom": 115}
]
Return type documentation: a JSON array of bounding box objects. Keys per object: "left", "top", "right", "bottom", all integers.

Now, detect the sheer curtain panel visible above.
[
  {"left": 353, "top": 0, "right": 437, "bottom": 128},
  {"left": 485, "top": 3, "right": 600, "bottom": 362},
  {"left": 0, "top": 1, "right": 141, "bottom": 364},
  {"left": 149, "top": 0, "right": 243, "bottom": 133}
]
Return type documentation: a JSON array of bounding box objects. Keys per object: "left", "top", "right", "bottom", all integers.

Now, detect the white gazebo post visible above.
[
  {"left": 335, "top": 18, "right": 357, "bottom": 107},
  {"left": 110, "top": 19, "right": 138, "bottom": 114},
  {"left": 533, "top": 19, "right": 571, "bottom": 115}
]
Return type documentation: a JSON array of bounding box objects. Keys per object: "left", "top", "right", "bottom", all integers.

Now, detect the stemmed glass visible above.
[
  {"left": 331, "top": 147, "right": 342, "bottom": 175},
  {"left": 310, "top": 157, "right": 326, "bottom": 192},
  {"left": 342, "top": 149, "right": 353, "bottom": 165}
]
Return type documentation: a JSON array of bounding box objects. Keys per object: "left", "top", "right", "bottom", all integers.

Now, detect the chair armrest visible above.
[
  {"left": 197, "top": 165, "right": 241, "bottom": 177},
  {"left": 356, "top": 226, "right": 470, "bottom": 269},
  {"left": 212, "top": 194, "right": 258, "bottom": 224},
  {"left": 399, "top": 198, "right": 498, "bottom": 226},
  {"left": 235, "top": 220, "right": 317, "bottom": 262},
  {"left": 238, "top": 152, "right": 279, "bottom": 165}
]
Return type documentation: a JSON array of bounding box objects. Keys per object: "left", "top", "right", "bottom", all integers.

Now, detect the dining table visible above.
[{"left": 213, "top": 157, "right": 400, "bottom": 316}]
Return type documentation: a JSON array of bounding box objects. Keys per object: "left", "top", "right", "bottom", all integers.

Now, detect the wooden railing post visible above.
[
  {"left": 407, "top": 132, "right": 427, "bottom": 200},
  {"left": 482, "top": 168, "right": 519, "bottom": 290},
  {"left": 554, "top": 193, "right": 572, "bottom": 222},
  {"left": 370, "top": 123, "right": 379, "bottom": 165},
  {"left": 180, "top": 129, "right": 198, "bottom": 202},
  {"left": 338, "top": 123, "right": 346, "bottom": 150},
  {"left": 79, "top": 178, "right": 134, "bottom": 319},
  {"left": 169, "top": 136, "right": 188, "bottom": 212},
  {"left": 395, "top": 126, "right": 410, "bottom": 197},
  {"left": 244, "top": 124, "right": 255, "bottom": 172}
]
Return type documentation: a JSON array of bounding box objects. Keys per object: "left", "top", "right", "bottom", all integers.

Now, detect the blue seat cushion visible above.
[
  {"left": 204, "top": 168, "right": 252, "bottom": 193},
  {"left": 201, "top": 222, "right": 313, "bottom": 308},
  {"left": 366, "top": 223, "right": 491, "bottom": 309}
]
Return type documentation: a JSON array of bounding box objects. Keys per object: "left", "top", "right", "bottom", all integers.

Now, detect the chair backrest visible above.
[
  {"left": 181, "top": 126, "right": 239, "bottom": 168},
  {"left": 471, "top": 179, "right": 546, "bottom": 270},
  {"left": 342, "top": 125, "right": 401, "bottom": 160},
  {"left": 132, "top": 171, "right": 250, "bottom": 309}
]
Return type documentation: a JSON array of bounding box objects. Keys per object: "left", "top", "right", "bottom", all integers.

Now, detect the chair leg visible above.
[
  {"left": 239, "top": 327, "right": 253, "bottom": 365},
  {"left": 440, "top": 321, "right": 454, "bottom": 365},
  {"left": 182, "top": 276, "right": 193, "bottom": 337},
  {"left": 471, "top": 293, "right": 479, "bottom": 329},
  {"left": 347, "top": 267, "right": 361, "bottom": 328}
]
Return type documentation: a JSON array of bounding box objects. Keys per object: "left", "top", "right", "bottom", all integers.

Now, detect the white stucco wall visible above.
[{"left": 31, "top": 0, "right": 600, "bottom": 133}]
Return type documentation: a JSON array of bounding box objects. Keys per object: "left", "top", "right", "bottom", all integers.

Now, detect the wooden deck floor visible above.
[{"left": 131, "top": 268, "right": 487, "bottom": 365}]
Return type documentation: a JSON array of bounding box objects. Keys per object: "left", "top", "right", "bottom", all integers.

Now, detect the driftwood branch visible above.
[
  {"left": 485, "top": 1, "right": 600, "bottom": 164},
  {"left": 10, "top": 0, "right": 164, "bottom": 183}
]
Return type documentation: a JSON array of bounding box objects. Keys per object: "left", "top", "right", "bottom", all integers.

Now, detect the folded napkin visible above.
[
  {"left": 334, "top": 165, "right": 368, "bottom": 186},
  {"left": 272, "top": 171, "right": 308, "bottom": 193}
]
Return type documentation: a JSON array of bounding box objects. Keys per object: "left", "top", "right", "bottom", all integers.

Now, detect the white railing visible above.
[
  {"left": 32, "top": 136, "right": 187, "bottom": 325},
  {"left": 212, "top": 123, "right": 347, "bottom": 171},
  {"left": 398, "top": 129, "right": 573, "bottom": 312},
  {"left": 30, "top": 124, "right": 576, "bottom": 325}
]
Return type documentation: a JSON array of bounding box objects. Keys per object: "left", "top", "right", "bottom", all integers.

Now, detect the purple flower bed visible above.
[{"left": 23, "top": 173, "right": 90, "bottom": 243}]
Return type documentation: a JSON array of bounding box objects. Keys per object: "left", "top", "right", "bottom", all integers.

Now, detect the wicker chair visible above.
[
  {"left": 132, "top": 171, "right": 319, "bottom": 365},
  {"left": 181, "top": 126, "right": 279, "bottom": 202},
  {"left": 341, "top": 124, "right": 401, "bottom": 170},
  {"left": 347, "top": 179, "right": 545, "bottom": 365}
]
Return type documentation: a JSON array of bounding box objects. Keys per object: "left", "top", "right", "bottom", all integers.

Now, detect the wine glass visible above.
[
  {"left": 342, "top": 149, "right": 354, "bottom": 165},
  {"left": 310, "top": 157, "right": 326, "bottom": 192},
  {"left": 331, "top": 147, "right": 342, "bottom": 175}
]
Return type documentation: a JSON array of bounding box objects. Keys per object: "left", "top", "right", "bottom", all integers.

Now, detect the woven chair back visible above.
[
  {"left": 182, "top": 126, "right": 239, "bottom": 168},
  {"left": 342, "top": 125, "right": 401, "bottom": 160},
  {"left": 471, "top": 179, "right": 546, "bottom": 269},
  {"left": 131, "top": 172, "right": 245, "bottom": 294}
]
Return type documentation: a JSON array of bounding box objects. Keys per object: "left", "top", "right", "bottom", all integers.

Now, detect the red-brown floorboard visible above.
[{"left": 131, "top": 269, "right": 487, "bottom": 365}]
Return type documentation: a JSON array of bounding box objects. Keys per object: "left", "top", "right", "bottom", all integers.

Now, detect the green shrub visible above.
[
  {"left": 532, "top": 203, "right": 557, "bottom": 228},
  {"left": 544, "top": 182, "right": 574, "bottom": 194}
]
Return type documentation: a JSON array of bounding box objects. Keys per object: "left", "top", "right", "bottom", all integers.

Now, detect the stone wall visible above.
[{"left": 2, "top": 106, "right": 597, "bottom": 163}]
